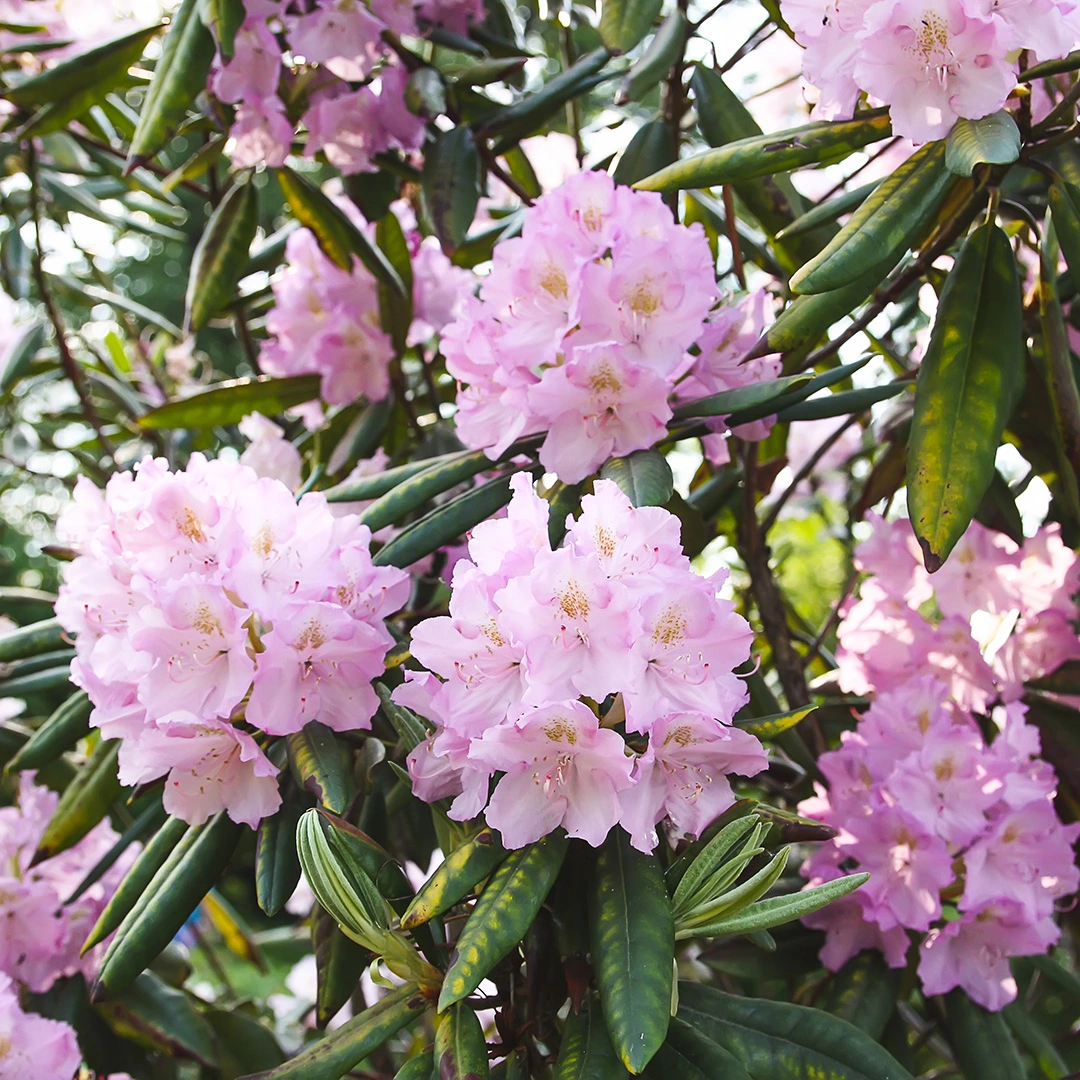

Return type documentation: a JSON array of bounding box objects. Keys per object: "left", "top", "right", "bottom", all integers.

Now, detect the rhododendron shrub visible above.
[
  {"left": 54, "top": 455, "right": 409, "bottom": 827},
  {"left": 5, "top": 0, "right": 1080, "bottom": 1075},
  {"left": 397, "top": 475, "right": 765, "bottom": 849}
]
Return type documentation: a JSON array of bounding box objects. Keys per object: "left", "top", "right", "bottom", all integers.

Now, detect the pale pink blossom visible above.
[{"left": 0, "top": 973, "right": 82, "bottom": 1080}]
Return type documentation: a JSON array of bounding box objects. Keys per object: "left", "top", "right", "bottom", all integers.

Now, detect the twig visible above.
[
  {"left": 234, "top": 307, "right": 262, "bottom": 375},
  {"left": 719, "top": 18, "right": 775, "bottom": 75},
  {"left": 736, "top": 442, "right": 810, "bottom": 708},
  {"left": 483, "top": 146, "right": 536, "bottom": 205},
  {"left": 26, "top": 144, "right": 117, "bottom": 463},
  {"left": 721, "top": 185, "right": 747, "bottom": 290}
]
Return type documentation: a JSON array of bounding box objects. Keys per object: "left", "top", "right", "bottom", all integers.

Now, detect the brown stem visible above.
[
  {"left": 721, "top": 185, "right": 747, "bottom": 290},
  {"left": 736, "top": 442, "right": 810, "bottom": 708}
]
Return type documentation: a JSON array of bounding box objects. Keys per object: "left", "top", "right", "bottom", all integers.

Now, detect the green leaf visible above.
[
  {"left": 674, "top": 375, "right": 813, "bottom": 422},
  {"left": 276, "top": 166, "right": 406, "bottom": 295},
  {"left": 943, "top": 989, "right": 1026, "bottom": 1080},
  {"left": 34, "top": 737, "right": 123, "bottom": 862},
  {"left": 675, "top": 872, "right": 869, "bottom": 940},
  {"left": 907, "top": 223, "right": 1023, "bottom": 571},
  {"left": 255, "top": 801, "right": 304, "bottom": 917},
  {"left": 359, "top": 448, "right": 495, "bottom": 532},
  {"left": 2, "top": 23, "right": 157, "bottom": 108},
  {"left": 285, "top": 722, "right": 354, "bottom": 815},
  {"left": 775, "top": 382, "right": 908, "bottom": 421},
  {"left": 676, "top": 982, "right": 914, "bottom": 1080},
  {"left": 246, "top": 983, "right": 430, "bottom": 1080},
  {"left": 98, "top": 971, "right": 219, "bottom": 1066},
  {"left": 138, "top": 374, "right": 321, "bottom": 429},
  {"left": 945, "top": 111, "right": 1020, "bottom": 177},
  {"left": 0, "top": 617, "right": 66, "bottom": 663},
  {"left": 791, "top": 141, "right": 954, "bottom": 295},
  {"left": 724, "top": 358, "right": 870, "bottom": 426},
  {"left": 817, "top": 952, "right": 900, "bottom": 1040},
  {"left": 0, "top": 320, "right": 45, "bottom": 396},
  {"left": 82, "top": 815, "right": 191, "bottom": 952},
  {"left": 670, "top": 816, "right": 760, "bottom": 912},
  {"left": 634, "top": 112, "right": 891, "bottom": 193},
  {"left": 401, "top": 828, "right": 509, "bottom": 929},
  {"left": 589, "top": 829, "right": 674, "bottom": 1074},
  {"left": 421, "top": 126, "right": 482, "bottom": 253},
  {"left": 66, "top": 799, "right": 167, "bottom": 905},
  {"left": 554, "top": 995, "right": 629, "bottom": 1080},
  {"left": 614, "top": 11, "right": 685, "bottom": 104},
  {"left": 435, "top": 1001, "right": 490, "bottom": 1080},
  {"left": 198, "top": 0, "right": 245, "bottom": 57},
  {"left": 1003, "top": 1002, "right": 1068, "bottom": 1080},
  {"left": 439, "top": 832, "right": 568, "bottom": 1010},
  {"left": 376, "top": 683, "right": 430, "bottom": 753},
  {"left": 373, "top": 472, "right": 528, "bottom": 569},
  {"left": 654, "top": 1017, "right": 753, "bottom": 1080},
  {"left": 775, "top": 181, "right": 879, "bottom": 242},
  {"left": 1048, "top": 181, "right": 1080, "bottom": 286},
  {"left": 395, "top": 1050, "right": 435, "bottom": 1080},
  {"left": 94, "top": 812, "right": 243, "bottom": 997},
  {"left": 312, "top": 908, "right": 369, "bottom": 1028},
  {"left": 600, "top": 450, "right": 674, "bottom": 507},
  {"left": 1026, "top": 658, "right": 1080, "bottom": 694},
  {"left": 484, "top": 48, "right": 612, "bottom": 150},
  {"left": 325, "top": 451, "right": 459, "bottom": 504},
  {"left": 4, "top": 689, "right": 91, "bottom": 774},
  {"left": 207, "top": 1009, "right": 287, "bottom": 1079},
  {"left": 186, "top": 180, "right": 259, "bottom": 331},
  {"left": 612, "top": 119, "right": 677, "bottom": 187},
  {"left": 127, "top": 0, "right": 215, "bottom": 168},
  {"left": 677, "top": 846, "right": 789, "bottom": 930},
  {"left": 376, "top": 210, "right": 414, "bottom": 352},
  {"left": 599, "top": 0, "right": 661, "bottom": 53},
  {"left": 733, "top": 705, "right": 815, "bottom": 740}
]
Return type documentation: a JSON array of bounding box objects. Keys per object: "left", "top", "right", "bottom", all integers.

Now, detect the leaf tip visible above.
[{"left": 918, "top": 535, "right": 944, "bottom": 573}]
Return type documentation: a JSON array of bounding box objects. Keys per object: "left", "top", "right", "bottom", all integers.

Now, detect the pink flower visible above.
[
  {"left": 0, "top": 973, "right": 81, "bottom": 1079},
  {"left": 213, "top": 18, "right": 282, "bottom": 103},
  {"left": 529, "top": 344, "right": 673, "bottom": 484},
  {"left": 120, "top": 718, "right": 281, "bottom": 829},
  {"left": 239, "top": 413, "right": 303, "bottom": 491},
  {"left": 469, "top": 701, "right": 635, "bottom": 848},
  {"left": 229, "top": 96, "right": 292, "bottom": 168},
  {"left": 853, "top": 0, "right": 1016, "bottom": 142},
  {"left": 416, "top": 0, "right": 485, "bottom": 33},
  {"left": 619, "top": 713, "right": 767, "bottom": 852},
  {"left": 288, "top": 0, "right": 388, "bottom": 82},
  {"left": 919, "top": 901, "right": 1060, "bottom": 1010}
]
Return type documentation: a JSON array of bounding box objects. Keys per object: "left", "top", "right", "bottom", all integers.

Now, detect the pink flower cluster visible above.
[
  {"left": 212, "top": 0, "right": 482, "bottom": 170},
  {"left": 836, "top": 515, "right": 1080, "bottom": 709},
  {"left": 0, "top": 972, "right": 81, "bottom": 1079},
  {"left": 799, "top": 517, "right": 1080, "bottom": 1010},
  {"left": 395, "top": 475, "right": 766, "bottom": 851},
  {"left": 782, "top": 0, "right": 1080, "bottom": 141},
  {"left": 0, "top": 771, "right": 134, "bottom": 993},
  {"left": 260, "top": 204, "right": 474, "bottom": 413},
  {"left": 55, "top": 454, "right": 409, "bottom": 829},
  {"left": 444, "top": 172, "right": 750, "bottom": 483}
]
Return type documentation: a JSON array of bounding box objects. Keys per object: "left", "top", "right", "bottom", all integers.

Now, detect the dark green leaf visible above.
[
  {"left": 198, "top": 0, "right": 245, "bottom": 58},
  {"left": 614, "top": 11, "right": 685, "bottom": 104},
  {"left": 34, "top": 737, "right": 123, "bottom": 862},
  {"left": 245, "top": 983, "right": 429, "bottom": 1080},
  {"left": 907, "top": 223, "right": 1023, "bottom": 571},
  {"left": 4, "top": 689, "right": 91, "bottom": 774},
  {"left": 674, "top": 374, "right": 812, "bottom": 421},
  {"left": 775, "top": 382, "right": 907, "bottom": 421},
  {"left": 0, "top": 320, "right": 45, "bottom": 396},
  {"left": 435, "top": 1001, "right": 490, "bottom": 1080},
  {"left": 634, "top": 112, "right": 891, "bottom": 193},
  {"left": 600, "top": 450, "right": 674, "bottom": 507},
  {"left": 554, "top": 995, "right": 629, "bottom": 1080},
  {"left": 677, "top": 982, "right": 914, "bottom": 1079},
  {"left": 186, "top": 180, "right": 259, "bottom": 331},
  {"left": 791, "top": 141, "right": 954, "bottom": 295},
  {"left": 98, "top": 971, "right": 219, "bottom": 1066},
  {"left": 589, "top": 828, "right": 674, "bottom": 1073},
  {"left": 817, "top": 952, "right": 900, "bottom": 1040},
  {"left": 599, "top": 0, "right": 661, "bottom": 53},
  {"left": 255, "top": 802, "right": 304, "bottom": 917},
  {"left": 0, "top": 617, "right": 66, "bottom": 663},
  {"left": 612, "top": 119, "right": 676, "bottom": 187},
  {"left": 285, "top": 722, "right": 355, "bottom": 815},
  {"left": 943, "top": 989, "right": 1025, "bottom": 1080},
  {"left": 439, "top": 832, "right": 568, "bottom": 1010},
  {"left": 277, "top": 166, "right": 406, "bottom": 295},
  {"left": 945, "top": 111, "right": 1020, "bottom": 177},
  {"left": 207, "top": 1009, "right": 287, "bottom": 1079},
  {"left": 138, "top": 374, "right": 321, "bottom": 430},
  {"left": 421, "top": 126, "right": 481, "bottom": 253},
  {"left": 401, "top": 828, "right": 509, "bottom": 929},
  {"left": 127, "top": 0, "right": 215, "bottom": 168}
]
